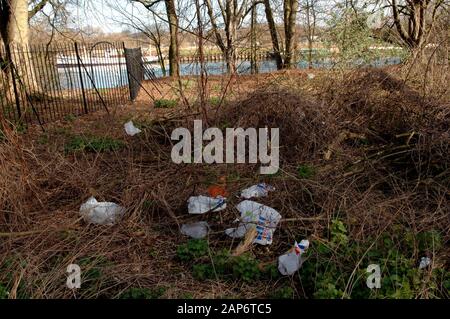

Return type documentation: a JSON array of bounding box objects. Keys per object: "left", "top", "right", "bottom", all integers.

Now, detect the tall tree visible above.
[
  {"left": 390, "top": 0, "right": 446, "bottom": 49},
  {"left": 134, "top": 0, "right": 180, "bottom": 77},
  {"left": 205, "top": 0, "right": 250, "bottom": 73},
  {"left": 0, "top": 0, "right": 30, "bottom": 46},
  {"left": 283, "top": 0, "right": 298, "bottom": 68},
  {"left": 263, "top": 0, "right": 299, "bottom": 69}
]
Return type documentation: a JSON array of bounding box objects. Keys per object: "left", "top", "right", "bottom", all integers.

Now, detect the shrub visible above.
[
  {"left": 154, "top": 99, "right": 177, "bottom": 108},
  {"left": 176, "top": 239, "right": 209, "bottom": 262},
  {"left": 297, "top": 164, "right": 316, "bottom": 179},
  {"left": 120, "top": 287, "right": 166, "bottom": 299},
  {"left": 64, "top": 135, "right": 123, "bottom": 153}
]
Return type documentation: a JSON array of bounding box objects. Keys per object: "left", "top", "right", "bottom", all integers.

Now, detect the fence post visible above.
[
  {"left": 74, "top": 42, "right": 88, "bottom": 114},
  {"left": 8, "top": 44, "right": 21, "bottom": 120}
]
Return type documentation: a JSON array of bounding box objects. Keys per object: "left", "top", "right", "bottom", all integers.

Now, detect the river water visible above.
[{"left": 57, "top": 57, "right": 402, "bottom": 90}]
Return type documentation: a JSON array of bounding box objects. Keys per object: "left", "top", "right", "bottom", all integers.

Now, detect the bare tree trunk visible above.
[
  {"left": 195, "top": 0, "right": 208, "bottom": 118},
  {"left": 0, "top": 0, "right": 38, "bottom": 101},
  {"left": 0, "top": 0, "right": 29, "bottom": 46},
  {"left": 305, "top": 0, "right": 317, "bottom": 69},
  {"left": 263, "top": 0, "right": 282, "bottom": 69},
  {"left": 165, "top": 0, "right": 180, "bottom": 77},
  {"left": 391, "top": 0, "right": 441, "bottom": 50},
  {"left": 250, "top": 1, "right": 258, "bottom": 74},
  {"left": 283, "top": 0, "right": 298, "bottom": 68},
  {"left": 224, "top": 0, "right": 237, "bottom": 73}
]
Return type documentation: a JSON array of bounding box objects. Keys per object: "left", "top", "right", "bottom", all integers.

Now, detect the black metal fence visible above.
[{"left": 0, "top": 42, "right": 131, "bottom": 125}]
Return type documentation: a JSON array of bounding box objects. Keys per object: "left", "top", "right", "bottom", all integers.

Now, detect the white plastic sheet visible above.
[
  {"left": 79, "top": 197, "right": 125, "bottom": 225},
  {"left": 187, "top": 195, "right": 226, "bottom": 214},
  {"left": 181, "top": 221, "right": 209, "bottom": 239},
  {"left": 124, "top": 120, "right": 142, "bottom": 136},
  {"left": 419, "top": 257, "right": 431, "bottom": 269},
  {"left": 240, "top": 183, "right": 275, "bottom": 199},
  {"left": 278, "top": 239, "right": 310, "bottom": 275},
  {"left": 225, "top": 200, "right": 281, "bottom": 245}
]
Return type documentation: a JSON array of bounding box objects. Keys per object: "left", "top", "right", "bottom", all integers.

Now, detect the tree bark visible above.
[
  {"left": 263, "top": 0, "right": 282, "bottom": 69},
  {"left": 283, "top": 0, "right": 298, "bottom": 68},
  {"left": 165, "top": 0, "right": 180, "bottom": 77}
]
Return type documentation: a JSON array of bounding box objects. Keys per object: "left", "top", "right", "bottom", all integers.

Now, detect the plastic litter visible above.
[
  {"left": 79, "top": 197, "right": 125, "bottom": 225},
  {"left": 187, "top": 195, "right": 226, "bottom": 214},
  {"left": 307, "top": 73, "right": 315, "bottom": 80},
  {"left": 419, "top": 257, "right": 431, "bottom": 269},
  {"left": 278, "top": 239, "right": 310, "bottom": 275},
  {"left": 181, "top": 221, "right": 209, "bottom": 239},
  {"left": 208, "top": 185, "right": 228, "bottom": 198},
  {"left": 124, "top": 120, "right": 142, "bottom": 136},
  {"left": 240, "top": 183, "right": 275, "bottom": 199},
  {"left": 225, "top": 200, "right": 281, "bottom": 245}
]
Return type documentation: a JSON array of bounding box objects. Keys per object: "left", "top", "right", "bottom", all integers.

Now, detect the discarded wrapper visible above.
[
  {"left": 278, "top": 239, "right": 310, "bottom": 275},
  {"left": 419, "top": 257, "right": 431, "bottom": 269},
  {"left": 240, "top": 183, "right": 275, "bottom": 199},
  {"left": 188, "top": 195, "right": 226, "bottom": 214},
  {"left": 79, "top": 197, "right": 125, "bottom": 225},
  {"left": 307, "top": 73, "right": 315, "bottom": 80},
  {"left": 181, "top": 221, "right": 209, "bottom": 239},
  {"left": 225, "top": 200, "right": 281, "bottom": 245},
  {"left": 124, "top": 120, "right": 142, "bottom": 136}
]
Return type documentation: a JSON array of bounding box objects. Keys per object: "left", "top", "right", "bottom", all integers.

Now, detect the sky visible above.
[{"left": 42, "top": 0, "right": 386, "bottom": 35}]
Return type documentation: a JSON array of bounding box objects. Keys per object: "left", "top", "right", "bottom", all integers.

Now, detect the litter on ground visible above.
[
  {"left": 225, "top": 200, "right": 281, "bottom": 245},
  {"left": 79, "top": 197, "right": 125, "bottom": 225},
  {"left": 419, "top": 257, "right": 431, "bottom": 269},
  {"left": 187, "top": 195, "right": 226, "bottom": 214},
  {"left": 240, "top": 183, "right": 275, "bottom": 199},
  {"left": 124, "top": 120, "right": 142, "bottom": 136},
  {"left": 181, "top": 221, "right": 210, "bottom": 239},
  {"left": 278, "top": 239, "right": 310, "bottom": 275}
]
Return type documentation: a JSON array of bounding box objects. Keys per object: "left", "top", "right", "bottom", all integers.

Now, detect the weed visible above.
[
  {"left": 37, "top": 133, "right": 49, "bottom": 145},
  {"left": 0, "top": 284, "right": 8, "bottom": 299},
  {"left": 297, "top": 164, "right": 316, "bottom": 179},
  {"left": 154, "top": 99, "right": 177, "bottom": 108},
  {"left": 120, "top": 287, "right": 166, "bottom": 299},
  {"left": 300, "top": 222, "right": 448, "bottom": 299},
  {"left": 231, "top": 254, "right": 261, "bottom": 282},
  {"left": 209, "top": 97, "right": 223, "bottom": 107},
  {"left": 64, "top": 135, "right": 123, "bottom": 153},
  {"left": 330, "top": 219, "right": 348, "bottom": 246},
  {"left": 64, "top": 114, "right": 76, "bottom": 122},
  {"left": 270, "top": 286, "right": 294, "bottom": 299},
  {"left": 176, "top": 239, "right": 209, "bottom": 262}
]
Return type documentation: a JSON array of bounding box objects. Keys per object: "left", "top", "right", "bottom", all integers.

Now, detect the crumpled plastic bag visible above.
[
  {"left": 181, "top": 221, "right": 209, "bottom": 239},
  {"left": 79, "top": 197, "right": 125, "bottom": 225},
  {"left": 278, "top": 239, "right": 310, "bottom": 275},
  {"left": 240, "top": 183, "right": 275, "bottom": 199},
  {"left": 307, "top": 73, "right": 315, "bottom": 80},
  {"left": 124, "top": 120, "right": 142, "bottom": 136},
  {"left": 225, "top": 200, "right": 281, "bottom": 245},
  {"left": 419, "top": 257, "right": 431, "bottom": 269},
  {"left": 187, "top": 195, "right": 226, "bottom": 214}
]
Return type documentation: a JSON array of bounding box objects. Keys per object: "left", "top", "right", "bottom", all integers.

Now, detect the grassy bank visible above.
[{"left": 0, "top": 67, "right": 448, "bottom": 299}]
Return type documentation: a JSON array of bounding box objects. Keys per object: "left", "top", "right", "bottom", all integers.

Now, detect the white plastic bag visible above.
[
  {"left": 419, "top": 257, "right": 431, "bottom": 269},
  {"left": 187, "top": 195, "right": 226, "bottom": 214},
  {"left": 225, "top": 200, "right": 281, "bottom": 245},
  {"left": 181, "top": 221, "right": 209, "bottom": 239},
  {"left": 240, "top": 183, "right": 275, "bottom": 199},
  {"left": 124, "top": 120, "right": 142, "bottom": 136},
  {"left": 79, "top": 197, "right": 125, "bottom": 225},
  {"left": 278, "top": 239, "right": 309, "bottom": 275},
  {"left": 307, "top": 73, "right": 315, "bottom": 80}
]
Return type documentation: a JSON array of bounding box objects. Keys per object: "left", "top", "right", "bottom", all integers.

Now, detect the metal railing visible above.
[{"left": 0, "top": 41, "right": 130, "bottom": 125}]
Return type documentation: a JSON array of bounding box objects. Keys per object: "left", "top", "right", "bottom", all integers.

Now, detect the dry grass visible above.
[{"left": 0, "top": 66, "right": 448, "bottom": 299}]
